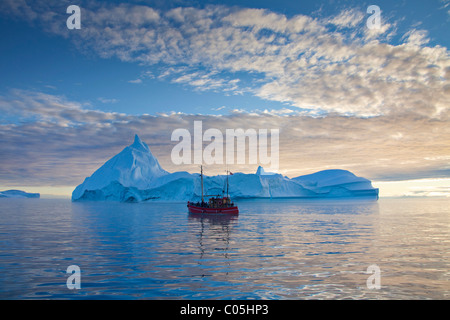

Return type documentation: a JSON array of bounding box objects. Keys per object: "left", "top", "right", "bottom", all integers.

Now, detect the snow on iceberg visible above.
[
  {"left": 72, "top": 135, "right": 379, "bottom": 202},
  {"left": 0, "top": 190, "right": 40, "bottom": 198}
]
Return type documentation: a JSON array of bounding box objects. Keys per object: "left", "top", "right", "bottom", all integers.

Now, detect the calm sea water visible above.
[{"left": 0, "top": 197, "right": 448, "bottom": 299}]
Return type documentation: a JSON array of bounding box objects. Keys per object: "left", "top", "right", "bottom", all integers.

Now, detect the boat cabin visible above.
[{"left": 208, "top": 196, "right": 234, "bottom": 208}]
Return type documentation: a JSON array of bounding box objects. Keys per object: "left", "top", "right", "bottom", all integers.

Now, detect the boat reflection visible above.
[
  {"left": 188, "top": 213, "right": 238, "bottom": 224},
  {"left": 187, "top": 214, "right": 238, "bottom": 277}
]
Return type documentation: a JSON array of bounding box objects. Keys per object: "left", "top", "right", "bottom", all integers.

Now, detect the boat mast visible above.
[
  {"left": 226, "top": 169, "right": 229, "bottom": 198},
  {"left": 201, "top": 165, "right": 204, "bottom": 203}
]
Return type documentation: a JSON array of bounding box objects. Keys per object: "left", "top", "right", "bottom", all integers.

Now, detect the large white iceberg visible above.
[{"left": 72, "top": 135, "right": 379, "bottom": 202}]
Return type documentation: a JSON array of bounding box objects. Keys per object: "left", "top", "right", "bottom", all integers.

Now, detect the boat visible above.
[{"left": 187, "top": 166, "right": 239, "bottom": 215}]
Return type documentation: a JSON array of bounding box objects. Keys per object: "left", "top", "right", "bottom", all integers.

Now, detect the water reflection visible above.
[
  {"left": 187, "top": 214, "right": 238, "bottom": 278},
  {"left": 183, "top": 199, "right": 381, "bottom": 299},
  {"left": 1, "top": 198, "right": 448, "bottom": 299}
]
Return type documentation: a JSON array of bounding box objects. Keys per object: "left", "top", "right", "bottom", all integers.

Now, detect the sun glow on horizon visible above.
[{"left": 373, "top": 178, "right": 450, "bottom": 198}]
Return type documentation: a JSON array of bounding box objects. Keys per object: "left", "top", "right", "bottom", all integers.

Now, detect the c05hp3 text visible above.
[{"left": 223, "top": 304, "right": 268, "bottom": 315}]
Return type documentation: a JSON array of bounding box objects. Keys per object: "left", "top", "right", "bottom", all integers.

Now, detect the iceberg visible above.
[
  {"left": 0, "top": 190, "right": 40, "bottom": 198},
  {"left": 72, "top": 134, "right": 169, "bottom": 201},
  {"left": 72, "top": 135, "right": 379, "bottom": 202}
]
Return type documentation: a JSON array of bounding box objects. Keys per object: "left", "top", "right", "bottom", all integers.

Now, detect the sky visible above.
[{"left": 0, "top": 0, "right": 449, "bottom": 197}]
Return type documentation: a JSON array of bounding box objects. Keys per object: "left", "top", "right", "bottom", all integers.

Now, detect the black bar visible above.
[{"left": 0, "top": 299, "right": 444, "bottom": 319}]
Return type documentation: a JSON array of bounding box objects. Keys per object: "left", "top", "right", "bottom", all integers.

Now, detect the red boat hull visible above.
[{"left": 187, "top": 203, "right": 239, "bottom": 215}]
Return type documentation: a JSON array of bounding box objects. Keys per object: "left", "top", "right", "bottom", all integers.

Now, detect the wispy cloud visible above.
[
  {"left": 406, "top": 186, "right": 450, "bottom": 197},
  {"left": 327, "top": 8, "right": 365, "bottom": 29},
  {"left": 440, "top": 0, "right": 450, "bottom": 16},
  {"left": 2, "top": 1, "right": 448, "bottom": 118},
  {"left": 128, "top": 78, "right": 142, "bottom": 84},
  {"left": 169, "top": 69, "right": 242, "bottom": 93},
  {"left": 0, "top": 89, "right": 126, "bottom": 126}
]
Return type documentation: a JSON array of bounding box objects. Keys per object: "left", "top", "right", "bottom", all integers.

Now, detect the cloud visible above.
[
  {"left": 0, "top": 90, "right": 449, "bottom": 189},
  {"left": 0, "top": 2, "right": 449, "bottom": 192},
  {"left": 128, "top": 78, "right": 143, "bottom": 84},
  {"left": 3, "top": 1, "right": 448, "bottom": 118},
  {"left": 440, "top": 0, "right": 450, "bottom": 16},
  {"left": 401, "top": 29, "right": 430, "bottom": 46},
  {"left": 169, "top": 69, "right": 242, "bottom": 93},
  {"left": 0, "top": 89, "right": 126, "bottom": 126},
  {"left": 327, "top": 8, "right": 365, "bottom": 29},
  {"left": 406, "top": 186, "right": 450, "bottom": 197}
]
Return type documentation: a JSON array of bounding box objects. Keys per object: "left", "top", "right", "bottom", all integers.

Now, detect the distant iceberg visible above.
[
  {"left": 72, "top": 135, "right": 379, "bottom": 202},
  {"left": 0, "top": 190, "right": 40, "bottom": 198}
]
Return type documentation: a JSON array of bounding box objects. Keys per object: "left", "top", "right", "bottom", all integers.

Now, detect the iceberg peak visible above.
[
  {"left": 71, "top": 135, "right": 169, "bottom": 201},
  {"left": 130, "top": 134, "right": 149, "bottom": 152},
  {"left": 256, "top": 166, "right": 277, "bottom": 175}
]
